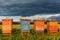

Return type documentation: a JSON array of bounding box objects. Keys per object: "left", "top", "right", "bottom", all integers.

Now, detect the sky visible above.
[
  {"left": 0, "top": 0, "right": 60, "bottom": 3},
  {"left": 0, "top": 14, "right": 60, "bottom": 22},
  {"left": 0, "top": 0, "right": 60, "bottom": 5},
  {"left": 0, "top": 0, "right": 60, "bottom": 22}
]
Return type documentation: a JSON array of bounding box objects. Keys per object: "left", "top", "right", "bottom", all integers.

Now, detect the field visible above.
[{"left": 0, "top": 24, "right": 60, "bottom": 40}]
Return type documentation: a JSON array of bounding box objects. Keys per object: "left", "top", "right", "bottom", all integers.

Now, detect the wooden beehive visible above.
[
  {"left": 20, "top": 18, "right": 31, "bottom": 35},
  {"left": 47, "top": 20, "right": 58, "bottom": 33},
  {"left": 2, "top": 18, "right": 12, "bottom": 34},
  {"left": 34, "top": 20, "right": 44, "bottom": 33}
]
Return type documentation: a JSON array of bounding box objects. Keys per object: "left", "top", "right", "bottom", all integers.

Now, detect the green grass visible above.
[
  {"left": 1, "top": 29, "right": 60, "bottom": 40},
  {"left": 0, "top": 24, "right": 60, "bottom": 40}
]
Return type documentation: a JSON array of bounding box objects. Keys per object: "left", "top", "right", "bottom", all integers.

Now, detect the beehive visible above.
[
  {"left": 47, "top": 20, "right": 58, "bottom": 33},
  {"left": 20, "top": 18, "right": 31, "bottom": 34},
  {"left": 2, "top": 18, "right": 12, "bottom": 34},
  {"left": 34, "top": 20, "right": 44, "bottom": 33}
]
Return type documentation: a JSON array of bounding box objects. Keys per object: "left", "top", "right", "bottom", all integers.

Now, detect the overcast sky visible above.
[
  {"left": 0, "top": 0, "right": 60, "bottom": 21},
  {"left": 0, "top": 0, "right": 60, "bottom": 5},
  {"left": 0, "top": 0, "right": 59, "bottom": 15}
]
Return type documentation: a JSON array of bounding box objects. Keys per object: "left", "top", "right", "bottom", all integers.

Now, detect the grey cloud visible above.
[
  {"left": 0, "top": 0, "right": 60, "bottom": 16},
  {"left": 0, "top": 0, "right": 60, "bottom": 6},
  {"left": 0, "top": 0, "right": 37, "bottom": 5},
  {"left": 49, "top": 0, "right": 60, "bottom": 3}
]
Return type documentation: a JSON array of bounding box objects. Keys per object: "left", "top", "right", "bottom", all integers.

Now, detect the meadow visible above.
[{"left": 0, "top": 24, "right": 60, "bottom": 40}]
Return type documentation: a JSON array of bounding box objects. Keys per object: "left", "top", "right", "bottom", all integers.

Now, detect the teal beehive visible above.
[{"left": 20, "top": 18, "right": 31, "bottom": 33}]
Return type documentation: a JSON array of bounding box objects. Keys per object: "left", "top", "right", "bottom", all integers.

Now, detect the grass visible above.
[
  {"left": 0, "top": 24, "right": 60, "bottom": 40},
  {"left": 1, "top": 29, "right": 60, "bottom": 40}
]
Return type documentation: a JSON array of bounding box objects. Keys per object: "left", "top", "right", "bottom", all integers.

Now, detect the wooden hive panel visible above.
[
  {"left": 2, "top": 18, "right": 12, "bottom": 34},
  {"left": 47, "top": 20, "right": 58, "bottom": 33},
  {"left": 34, "top": 20, "right": 44, "bottom": 32}
]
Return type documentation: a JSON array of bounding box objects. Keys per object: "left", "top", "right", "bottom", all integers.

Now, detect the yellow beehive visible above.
[{"left": 47, "top": 20, "right": 58, "bottom": 33}]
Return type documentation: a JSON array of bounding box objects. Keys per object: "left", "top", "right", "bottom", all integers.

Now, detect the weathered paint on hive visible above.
[
  {"left": 2, "top": 18, "right": 12, "bottom": 34},
  {"left": 47, "top": 20, "right": 58, "bottom": 33},
  {"left": 34, "top": 20, "right": 44, "bottom": 32},
  {"left": 20, "top": 19, "right": 31, "bottom": 32}
]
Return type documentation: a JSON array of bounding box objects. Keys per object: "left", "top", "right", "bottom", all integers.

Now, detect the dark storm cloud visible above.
[
  {"left": 0, "top": 0, "right": 60, "bottom": 5},
  {"left": 49, "top": 0, "right": 60, "bottom": 3},
  {"left": 0, "top": 0, "right": 60, "bottom": 21},
  {"left": 0, "top": 0, "right": 60, "bottom": 16},
  {"left": 0, "top": 3, "right": 59, "bottom": 16}
]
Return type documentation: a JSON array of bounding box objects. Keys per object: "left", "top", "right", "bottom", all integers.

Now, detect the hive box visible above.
[
  {"left": 47, "top": 20, "right": 58, "bottom": 33},
  {"left": 2, "top": 18, "right": 12, "bottom": 34},
  {"left": 34, "top": 20, "right": 44, "bottom": 32},
  {"left": 20, "top": 18, "right": 31, "bottom": 33}
]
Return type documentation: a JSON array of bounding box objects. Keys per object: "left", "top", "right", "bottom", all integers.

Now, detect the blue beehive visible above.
[{"left": 20, "top": 19, "right": 31, "bottom": 32}]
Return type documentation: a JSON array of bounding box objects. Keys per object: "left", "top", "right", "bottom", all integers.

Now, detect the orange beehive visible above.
[
  {"left": 2, "top": 18, "right": 12, "bottom": 34},
  {"left": 47, "top": 20, "right": 58, "bottom": 33},
  {"left": 34, "top": 20, "right": 44, "bottom": 32}
]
